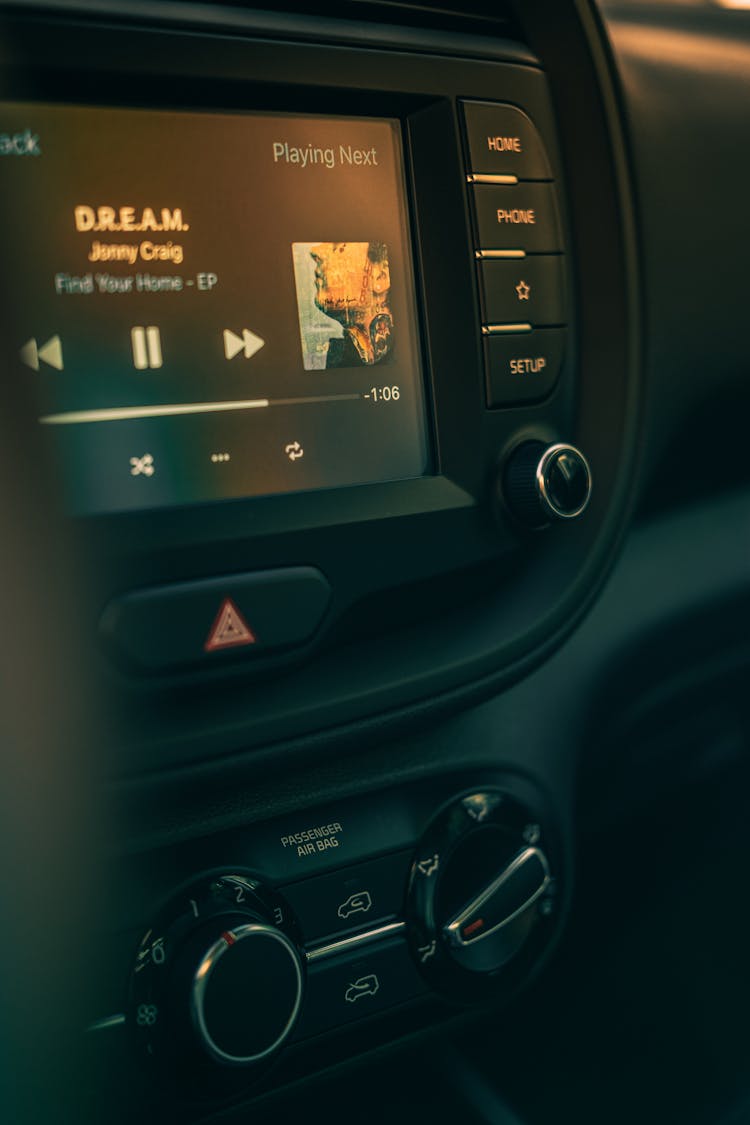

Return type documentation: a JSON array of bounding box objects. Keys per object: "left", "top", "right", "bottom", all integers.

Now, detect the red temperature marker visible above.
[
  {"left": 462, "top": 917, "right": 485, "bottom": 940},
  {"left": 204, "top": 597, "right": 257, "bottom": 653}
]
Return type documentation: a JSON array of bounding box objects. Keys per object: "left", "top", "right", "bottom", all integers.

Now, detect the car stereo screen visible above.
[{"left": 0, "top": 104, "right": 429, "bottom": 513}]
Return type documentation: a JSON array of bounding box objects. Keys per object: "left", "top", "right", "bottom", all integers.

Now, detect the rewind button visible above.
[{"left": 20, "top": 335, "right": 64, "bottom": 371}]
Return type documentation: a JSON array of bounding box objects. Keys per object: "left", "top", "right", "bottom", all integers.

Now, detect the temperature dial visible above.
[{"left": 406, "top": 790, "right": 558, "bottom": 1002}]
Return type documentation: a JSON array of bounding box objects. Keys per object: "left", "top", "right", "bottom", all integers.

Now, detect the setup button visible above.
[{"left": 484, "top": 328, "right": 566, "bottom": 407}]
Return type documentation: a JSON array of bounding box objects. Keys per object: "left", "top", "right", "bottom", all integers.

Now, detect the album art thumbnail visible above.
[{"left": 292, "top": 241, "right": 394, "bottom": 370}]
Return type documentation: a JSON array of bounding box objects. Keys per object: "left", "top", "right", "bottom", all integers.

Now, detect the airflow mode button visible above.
[{"left": 462, "top": 101, "right": 552, "bottom": 180}]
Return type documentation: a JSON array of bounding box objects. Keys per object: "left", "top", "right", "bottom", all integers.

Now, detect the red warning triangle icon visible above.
[{"left": 204, "top": 597, "right": 257, "bottom": 653}]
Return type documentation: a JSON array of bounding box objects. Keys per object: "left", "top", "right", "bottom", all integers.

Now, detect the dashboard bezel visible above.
[
  {"left": 0, "top": 9, "right": 640, "bottom": 776},
  {"left": 0, "top": 20, "right": 572, "bottom": 536}
]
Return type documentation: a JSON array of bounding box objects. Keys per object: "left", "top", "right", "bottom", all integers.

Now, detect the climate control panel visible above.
[{"left": 114, "top": 775, "right": 562, "bottom": 1102}]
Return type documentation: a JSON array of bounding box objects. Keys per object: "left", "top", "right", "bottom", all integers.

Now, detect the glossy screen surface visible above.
[{"left": 0, "top": 104, "right": 428, "bottom": 513}]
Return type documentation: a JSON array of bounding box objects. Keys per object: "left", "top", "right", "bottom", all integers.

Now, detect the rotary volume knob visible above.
[{"left": 503, "top": 441, "right": 592, "bottom": 527}]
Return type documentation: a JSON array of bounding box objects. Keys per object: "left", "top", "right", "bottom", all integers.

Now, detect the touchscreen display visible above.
[{"left": 0, "top": 104, "right": 428, "bottom": 514}]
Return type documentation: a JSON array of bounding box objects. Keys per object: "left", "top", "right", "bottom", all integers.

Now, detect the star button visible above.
[{"left": 515, "top": 279, "right": 531, "bottom": 301}]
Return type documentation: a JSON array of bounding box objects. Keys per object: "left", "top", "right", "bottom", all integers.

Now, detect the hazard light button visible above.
[
  {"left": 100, "top": 567, "right": 331, "bottom": 673},
  {"left": 204, "top": 598, "right": 256, "bottom": 653}
]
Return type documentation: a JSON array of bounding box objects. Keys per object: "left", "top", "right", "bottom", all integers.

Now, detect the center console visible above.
[
  {"left": 0, "top": 2, "right": 640, "bottom": 1119},
  {"left": 93, "top": 769, "right": 562, "bottom": 1114},
  {"left": 0, "top": 9, "right": 637, "bottom": 777}
]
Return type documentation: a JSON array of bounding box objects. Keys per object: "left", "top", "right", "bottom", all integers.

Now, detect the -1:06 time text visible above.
[{"left": 366, "top": 386, "right": 400, "bottom": 403}]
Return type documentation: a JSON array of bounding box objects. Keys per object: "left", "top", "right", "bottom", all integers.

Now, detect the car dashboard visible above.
[{"left": 2, "top": 2, "right": 750, "bottom": 1123}]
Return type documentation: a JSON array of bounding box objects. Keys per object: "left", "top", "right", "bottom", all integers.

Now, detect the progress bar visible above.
[{"left": 40, "top": 392, "right": 363, "bottom": 426}]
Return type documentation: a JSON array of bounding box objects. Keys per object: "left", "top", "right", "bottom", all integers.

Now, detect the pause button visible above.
[{"left": 131, "top": 326, "right": 163, "bottom": 369}]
